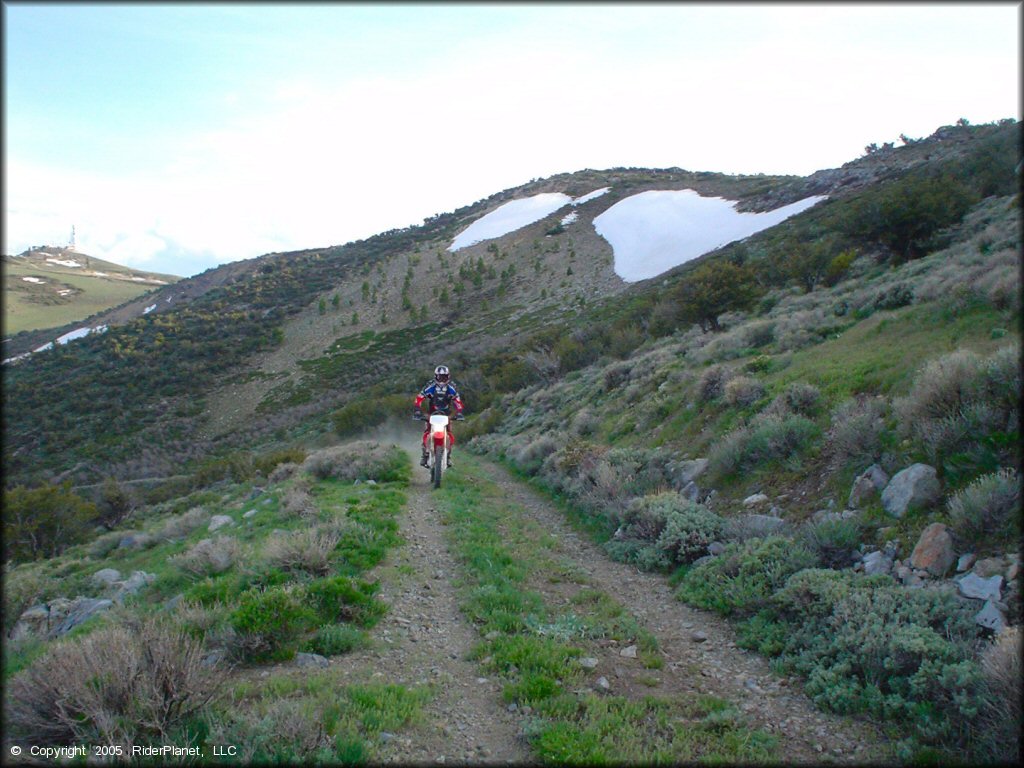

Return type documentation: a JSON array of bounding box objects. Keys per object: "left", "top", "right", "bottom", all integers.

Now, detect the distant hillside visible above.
[{"left": 2, "top": 247, "right": 181, "bottom": 336}]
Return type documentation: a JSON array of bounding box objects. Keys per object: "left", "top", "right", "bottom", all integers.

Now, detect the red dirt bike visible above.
[{"left": 414, "top": 411, "right": 463, "bottom": 488}]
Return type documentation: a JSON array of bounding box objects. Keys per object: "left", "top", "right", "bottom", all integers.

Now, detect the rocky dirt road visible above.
[{"left": 312, "top": 448, "right": 893, "bottom": 764}]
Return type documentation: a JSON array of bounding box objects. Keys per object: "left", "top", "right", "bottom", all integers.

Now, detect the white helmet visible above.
[{"left": 434, "top": 365, "right": 450, "bottom": 384}]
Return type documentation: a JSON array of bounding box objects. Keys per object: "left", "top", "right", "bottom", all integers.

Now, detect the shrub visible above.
[
  {"left": 947, "top": 468, "right": 1021, "bottom": 546},
  {"left": 724, "top": 376, "right": 766, "bottom": 407},
  {"left": 159, "top": 506, "right": 210, "bottom": 541},
  {"left": 254, "top": 448, "right": 308, "bottom": 477},
  {"left": 895, "top": 346, "right": 1020, "bottom": 482},
  {"left": 3, "top": 568, "right": 55, "bottom": 637},
  {"left": 513, "top": 435, "right": 559, "bottom": 475},
  {"left": 826, "top": 396, "right": 890, "bottom": 472},
  {"left": 282, "top": 482, "right": 318, "bottom": 519},
  {"left": 302, "top": 441, "right": 407, "bottom": 483},
  {"left": 603, "top": 361, "right": 633, "bottom": 391},
  {"left": 697, "top": 365, "right": 734, "bottom": 403},
  {"left": 229, "top": 586, "right": 317, "bottom": 662},
  {"left": 744, "top": 321, "right": 775, "bottom": 348},
  {"left": 96, "top": 478, "right": 136, "bottom": 529},
  {"left": 675, "top": 535, "right": 816, "bottom": 616},
  {"left": 709, "top": 413, "right": 820, "bottom": 477},
  {"left": 268, "top": 462, "right": 300, "bottom": 483},
  {"left": 89, "top": 531, "right": 124, "bottom": 559},
  {"left": 655, "top": 498, "right": 727, "bottom": 565},
  {"left": 3, "top": 482, "right": 97, "bottom": 562},
  {"left": 771, "top": 569, "right": 986, "bottom": 749},
  {"left": 305, "top": 624, "right": 369, "bottom": 656},
  {"left": 782, "top": 382, "right": 821, "bottom": 416},
  {"left": 263, "top": 528, "right": 340, "bottom": 577},
  {"left": 799, "top": 516, "right": 866, "bottom": 569},
  {"left": 172, "top": 536, "right": 242, "bottom": 578},
  {"left": 305, "top": 576, "right": 385, "bottom": 627},
  {"left": 977, "top": 626, "right": 1021, "bottom": 764},
  {"left": 6, "top": 617, "right": 217, "bottom": 746}
]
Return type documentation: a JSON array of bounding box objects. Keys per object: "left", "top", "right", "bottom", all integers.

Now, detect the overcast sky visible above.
[{"left": 3, "top": 2, "right": 1019, "bottom": 277}]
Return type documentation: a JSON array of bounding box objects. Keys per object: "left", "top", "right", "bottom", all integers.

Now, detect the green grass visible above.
[
  {"left": 4, "top": 259, "right": 175, "bottom": 334},
  {"left": 436, "top": 454, "right": 778, "bottom": 763},
  {"left": 213, "top": 675, "right": 431, "bottom": 763},
  {"left": 767, "top": 302, "right": 1018, "bottom": 402}
]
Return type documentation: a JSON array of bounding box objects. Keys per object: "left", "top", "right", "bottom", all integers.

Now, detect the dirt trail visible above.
[
  {"left": 335, "top": 448, "right": 530, "bottom": 764},
  {"left": 473, "top": 458, "right": 894, "bottom": 764}
]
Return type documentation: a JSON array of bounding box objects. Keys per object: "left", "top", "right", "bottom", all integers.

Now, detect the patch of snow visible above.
[
  {"left": 129, "top": 276, "right": 150, "bottom": 282},
  {"left": 22, "top": 276, "right": 45, "bottom": 284},
  {"left": 92, "top": 271, "right": 109, "bottom": 277},
  {"left": 46, "top": 258, "right": 82, "bottom": 268},
  {"left": 593, "top": 190, "right": 828, "bottom": 282},
  {"left": 143, "top": 304, "right": 157, "bottom": 314},
  {"left": 150, "top": 279, "right": 168, "bottom": 285},
  {"left": 58, "top": 290, "right": 73, "bottom": 296},
  {"left": 33, "top": 325, "right": 109, "bottom": 354},
  {"left": 450, "top": 193, "right": 572, "bottom": 251},
  {"left": 572, "top": 187, "right": 610, "bottom": 206},
  {"left": 561, "top": 212, "right": 578, "bottom": 226},
  {"left": 3, "top": 352, "right": 32, "bottom": 365}
]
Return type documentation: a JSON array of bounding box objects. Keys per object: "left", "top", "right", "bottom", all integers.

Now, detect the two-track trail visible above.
[
  {"left": 322, "top": 447, "right": 529, "bottom": 764},
  {"left": 326, "top": 444, "right": 892, "bottom": 763}
]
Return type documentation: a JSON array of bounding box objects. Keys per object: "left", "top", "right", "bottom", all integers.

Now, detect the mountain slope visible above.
[{"left": 1, "top": 120, "right": 1018, "bottom": 490}]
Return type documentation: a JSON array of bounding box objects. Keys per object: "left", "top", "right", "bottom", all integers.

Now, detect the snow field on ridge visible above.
[{"left": 450, "top": 187, "right": 826, "bottom": 282}]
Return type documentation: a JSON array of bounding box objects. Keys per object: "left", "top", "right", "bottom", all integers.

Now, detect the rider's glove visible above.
[
  {"left": 455, "top": 413, "right": 465, "bottom": 421},
  {"left": 413, "top": 409, "right": 423, "bottom": 419}
]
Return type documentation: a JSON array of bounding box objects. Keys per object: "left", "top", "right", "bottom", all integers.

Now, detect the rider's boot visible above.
[
  {"left": 420, "top": 448, "right": 429, "bottom": 467},
  {"left": 446, "top": 451, "right": 454, "bottom": 469}
]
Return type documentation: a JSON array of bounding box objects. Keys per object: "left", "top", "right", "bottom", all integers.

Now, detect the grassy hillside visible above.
[{"left": 3, "top": 248, "right": 180, "bottom": 335}]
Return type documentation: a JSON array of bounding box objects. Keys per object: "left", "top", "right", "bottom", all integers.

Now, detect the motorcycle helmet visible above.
[{"left": 434, "top": 365, "right": 450, "bottom": 385}]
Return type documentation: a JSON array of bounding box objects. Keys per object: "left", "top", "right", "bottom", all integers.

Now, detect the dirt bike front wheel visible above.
[{"left": 432, "top": 444, "right": 444, "bottom": 488}]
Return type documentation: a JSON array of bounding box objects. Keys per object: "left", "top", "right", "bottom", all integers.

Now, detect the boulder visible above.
[
  {"left": 681, "top": 481, "right": 700, "bottom": 502},
  {"left": 707, "top": 541, "right": 726, "bottom": 556},
  {"left": 243, "top": 509, "right": 258, "bottom": 519},
  {"left": 115, "top": 571, "right": 156, "bottom": 602},
  {"left": 975, "top": 600, "right": 1007, "bottom": 632},
  {"left": 49, "top": 597, "right": 114, "bottom": 638},
  {"left": 208, "top": 515, "right": 234, "bottom": 532},
  {"left": 909, "top": 523, "right": 955, "bottom": 577},
  {"left": 848, "top": 465, "right": 890, "bottom": 509},
  {"left": 118, "top": 532, "right": 155, "bottom": 550},
  {"left": 956, "top": 573, "right": 1004, "bottom": 602},
  {"left": 92, "top": 568, "right": 122, "bottom": 586},
  {"left": 690, "top": 555, "right": 716, "bottom": 569},
  {"left": 881, "top": 464, "right": 940, "bottom": 518},
  {"left": 973, "top": 557, "right": 1006, "bottom": 578},
  {"left": 742, "top": 493, "right": 770, "bottom": 508},
  {"left": 733, "top": 514, "right": 786, "bottom": 537},
  {"left": 956, "top": 553, "right": 977, "bottom": 573},
  {"left": 677, "top": 459, "right": 709, "bottom": 486},
  {"left": 293, "top": 652, "right": 330, "bottom": 669},
  {"left": 862, "top": 550, "right": 894, "bottom": 576}
]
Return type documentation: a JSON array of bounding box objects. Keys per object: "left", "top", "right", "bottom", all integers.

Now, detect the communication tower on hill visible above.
[{"left": 68, "top": 225, "right": 76, "bottom": 251}]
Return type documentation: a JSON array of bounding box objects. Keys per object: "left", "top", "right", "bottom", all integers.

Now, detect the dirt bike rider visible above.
[{"left": 414, "top": 365, "right": 464, "bottom": 468}]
